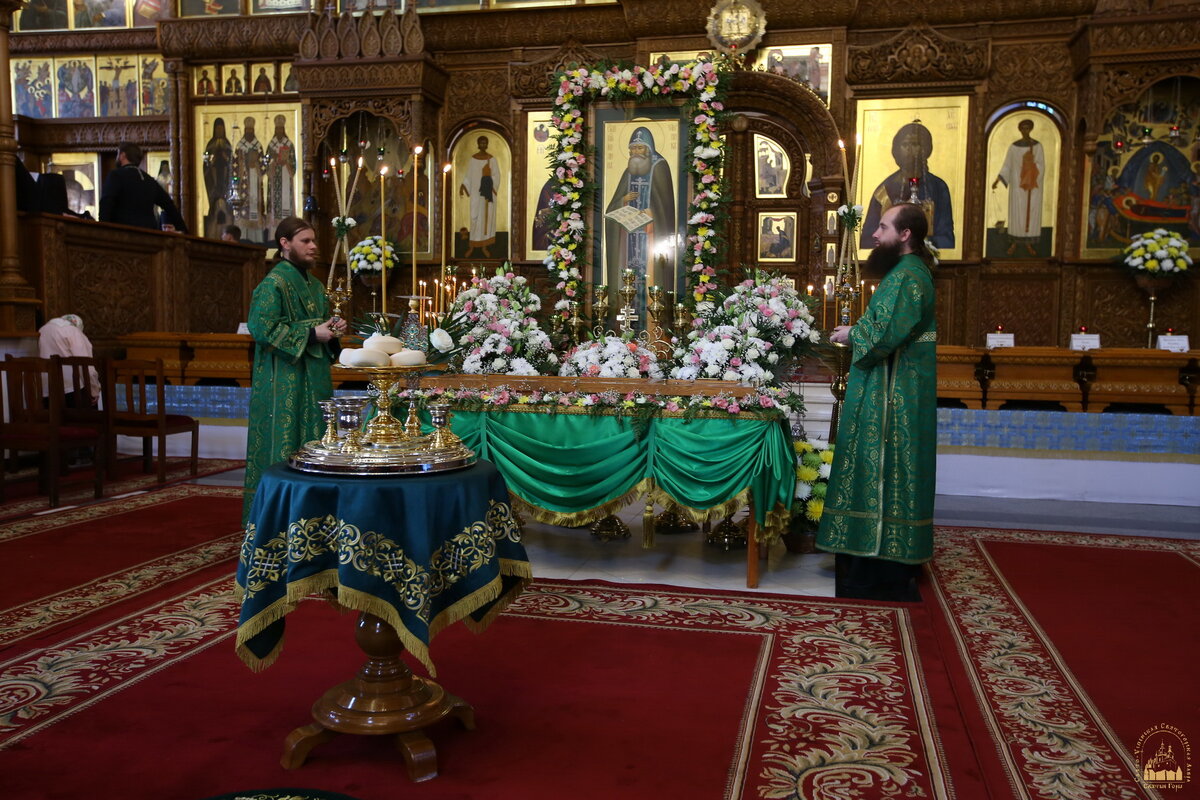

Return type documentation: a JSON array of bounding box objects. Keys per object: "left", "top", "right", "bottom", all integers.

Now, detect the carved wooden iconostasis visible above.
[{"left": 7, "top": 0, "right": 1200, "bottom": 347}]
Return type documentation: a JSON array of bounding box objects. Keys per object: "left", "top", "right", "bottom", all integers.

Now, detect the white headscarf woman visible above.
[{"left": 38, "top": 314, "right": 100, "bottom": 403}]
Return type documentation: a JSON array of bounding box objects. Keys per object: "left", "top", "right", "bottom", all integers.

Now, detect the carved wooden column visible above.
[
  {"left": 166, "top": 58, "right": 190, "bottom": 229},
  {"left": 0, "top": 0, "right": 40, "bottom": 337}
]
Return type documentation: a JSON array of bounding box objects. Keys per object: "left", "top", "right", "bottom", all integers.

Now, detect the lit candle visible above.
[
  {"left": 859, "top": 279, "right": 865, "bottom": 316},
  {"left": 441, "top": 162, "right": 451, "bottom": 316},
  {"left": 411, "top": 145, "right": 423, "bottom": 299},
  {"left": 807, "top": 284, "right": 813, "bottom": 296},
  {"left": 330, "top": 157, "right": 343, "bottom": 216},
  {"left": 348, "top": 155, "right": 364, "bottom": 209},
  {"left": 851, "top": 132, "right": 862, "bottom": 203},
  {"left": 837, "top": 139, "right": 849, "bottom": 200},
  {"left": 379, "top": 165, "right": 389, "bottom": 318}
]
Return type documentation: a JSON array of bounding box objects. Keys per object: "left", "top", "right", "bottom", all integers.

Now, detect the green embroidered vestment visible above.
[
  {"left": 816, "top": 253, "right": 937, "bottom": 564},
  {"left": 242, "top": 260, "right": 334, "bottom": 522}
]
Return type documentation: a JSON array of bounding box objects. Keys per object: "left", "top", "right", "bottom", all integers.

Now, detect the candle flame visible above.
[
  {"left": 837, "top": 139, "right": 845, "bottom": 150},
  {"left": 856, "top": 133, "right": 862, "bottom": 146},
  {"left": 380, "top": 165, "right": 389, "bottom": 176},
  {"left": 414, "top": 145, "right": 424, "bottom": 156},
  {"left": 442, "top": 162, "right": 452, "bottom": 174}
]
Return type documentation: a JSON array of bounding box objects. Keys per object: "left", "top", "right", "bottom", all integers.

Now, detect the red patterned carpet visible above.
[
  {"left": 0, "top": 496, "right": 1195, "bottom": 800},
  {"left": 927, "top": 527, "right": 1200, "bottom": 800},
  {"left": 0, "top": 456, "right": 243, "bottom": 521}
]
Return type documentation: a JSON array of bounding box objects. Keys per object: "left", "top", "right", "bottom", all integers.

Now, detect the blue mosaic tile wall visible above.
[
  {"left": 156, "top": 386, "right": 1200, "bottom": 457},
  {"left": 937, "top": 408, "right": 1200, "bottom": 456}
]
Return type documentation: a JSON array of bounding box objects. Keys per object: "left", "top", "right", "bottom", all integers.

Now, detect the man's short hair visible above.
[
  {"left": 118, "top": 142, "right": 143, "bottom": 166},
  {"left": 223, "top": 224, "right": 242, "bottom": 239},
  {"left": 890, "top": 202, "right": 929, "bottom": 244}
]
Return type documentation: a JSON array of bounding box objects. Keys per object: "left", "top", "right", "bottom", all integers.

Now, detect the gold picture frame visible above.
[
  {"left": 525, "top": 110, "right": 555, "bottom": 261},
  {"left": 193, "top": 102, "right": 302, "bottom": 241},
  {"left": 451, "top": 130, "right": 511, "bottom": 260},
  {"left": 854, "top": 95, "right": 970, "bottom": 261},
  {"left": 753, "top": 133, "right": 790, "bottom": 198},
  {"left": 46, "top": 152, "right": 100, "bottom": 218},
  {"left": 753, "top": 43, "right": 833, "bottom": 106},
  {"left": 757, "top": 211, "right": 797, "bottom": 262},
  {"left": 984, "top": 109, "right": 1060, "bottom": 259}
]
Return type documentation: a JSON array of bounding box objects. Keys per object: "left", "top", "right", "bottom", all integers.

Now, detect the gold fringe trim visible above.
[
  {"left": 511, "top": 477, "right": 656, "bottom": 528},
  {"left": 940, "top": 445, "right": 1200, "bottom": 464},
  {"left": 512, "top": 482, "right": 792, "bottom": 548},
  {"left": 234, "top": 569, "right": 341, "bottom": 673},
  {"left": 234, "top": 563, "right": 535, "bottom": 678}
]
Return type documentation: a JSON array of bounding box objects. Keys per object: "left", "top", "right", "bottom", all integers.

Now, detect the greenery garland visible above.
[{"left": 543, "top": 58, "right": 731, "bottom": 319}]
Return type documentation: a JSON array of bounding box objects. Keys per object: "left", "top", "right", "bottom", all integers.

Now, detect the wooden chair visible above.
[
  {"left": 52, "top": 354, "right": 108, "bottom": 441},
  {"left": 106, "top": 358, "right": 199, "bottom": 484},
  {"left": 0, "top": 355, "right": 105, "bottom": 507}
]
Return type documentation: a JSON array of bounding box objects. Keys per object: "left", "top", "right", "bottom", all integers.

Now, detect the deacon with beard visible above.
[
  {"left": 816, "top": 202, "right": 938, "bottom": 601},
  {"left": 604, "top": 126, "right": 675, "bottom": 316},
  {"left": 242, "top": 217, "right": 345, "bottom": 523}
]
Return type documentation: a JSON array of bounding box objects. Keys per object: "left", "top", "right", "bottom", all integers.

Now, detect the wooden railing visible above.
[
  {"left": 116, "top": 333, "right": 1200, "bottom": 415},
  {"left": 936, "top": 345, "right": 1199, "bottom": 415},
  {"left": 18, "top": 212, "right": 268, "bottom": 354}
]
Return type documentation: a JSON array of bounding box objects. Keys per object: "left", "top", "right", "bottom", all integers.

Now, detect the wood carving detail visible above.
[
  {"left": 975, "top": 279, "right": 1059, "bottom": 344},
  {"left": 447, "top": 70, "right": 513, "bottom": 130},
  {"left": 307, "top": 99, "right": 414, "bottom": 161},
  {"left": 847, "top": 22, "right": 989, "bottom": 84},
  {"left": 511, "top": 39, "right": 612, "bottom": 100},
  {"left": 11, "top": 28, "right": 156, "bottom": 54},
  {"left": 188, "top": 265, "right": 242, "bottom": 333},
  {"left": 1088, "top": 15, "right": 1200, "bottom": 56},
  {"left": 990, "top": 43, "right": 1073, "bottom": 105},
  {"left": 157, "top": 16, "right": 311, "bottom": 60},
  {"left": 18, "top": 120, "right": 170, "bottom": 150},
  {"left": 292, "top": 62, "right": 427, "bottom": 93}
]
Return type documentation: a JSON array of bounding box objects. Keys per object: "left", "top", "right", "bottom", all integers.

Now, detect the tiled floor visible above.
[{"left": 200, "top": 468, "right": 1199, "bottom": 599}]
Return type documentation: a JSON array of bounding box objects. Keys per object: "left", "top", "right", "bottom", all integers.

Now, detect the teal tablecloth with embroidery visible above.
[{"left": 235, "top": 460, "right": 530, "bottom": 676}]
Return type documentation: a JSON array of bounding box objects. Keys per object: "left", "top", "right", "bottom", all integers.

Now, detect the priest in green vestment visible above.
[
  {"left": 242, "top": 217, "right": 346, "bottom": 523},
  {"left": 817, "top": 203, "right": 937, "bottom": 601}
]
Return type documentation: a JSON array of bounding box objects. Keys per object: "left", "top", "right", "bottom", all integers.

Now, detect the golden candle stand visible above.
[{"left": 289, "top": 364, "right": 477, "bottom": 475}]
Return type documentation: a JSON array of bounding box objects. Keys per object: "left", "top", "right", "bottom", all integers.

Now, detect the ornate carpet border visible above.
[
  {"left": 508, "top": 580, "right": 955, "bottom": 800},
  {"left": 0, "top": 579, "right": 955, "bottom": 799},
  {"left": 0, "top": 575, "right": 240, "bottom": 749},
  {"left": 0, "top": 459, "right": 243, "bottom": 523},
  {"left": 927, "top": 526, "right": 1195, "bottom": 800},
  {"left": 0, "top": 532, "right": 242, "bottom": 648},
  {"left": 0, "top": 484, "right": 243, "bottom": 542}
]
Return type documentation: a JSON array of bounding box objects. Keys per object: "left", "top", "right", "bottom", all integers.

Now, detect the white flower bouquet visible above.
[
  {"left": 1123, "top": 228, "right": 1192, "bottom": 276},
  {"left": 332, "top": 216, "right": 357, "bottom": 239},
  {"left": 558, "top": 335, "right": 664, "bottom": 379},
  {"left": 348, "top": 234, "right": 395, "bottom": 274},
  {"left": 451, "top": 265, "right": 557, "bottom": 376},
  {"left": 671, "top": 271, "right": 819, "bottom": 385}
]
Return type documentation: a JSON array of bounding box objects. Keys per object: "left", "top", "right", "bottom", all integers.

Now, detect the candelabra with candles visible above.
[
  {"left": 826, "top": 134, "right": 864, "bottom": 445},
  {"left": 324, "top": 139, "right": 367, "bottom": 321}
]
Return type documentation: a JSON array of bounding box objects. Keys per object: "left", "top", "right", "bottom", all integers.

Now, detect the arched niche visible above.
[{"left": 982, "top": 102, "right": 1065, "bottom": 259}]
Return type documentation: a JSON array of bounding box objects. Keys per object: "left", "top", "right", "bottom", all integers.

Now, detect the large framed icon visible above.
[
  {"left": 854, "top": 96, "right": 969, "bottom": 262},
  {"left": 193, "top": 102, "right": 303, "bottom": 242}
]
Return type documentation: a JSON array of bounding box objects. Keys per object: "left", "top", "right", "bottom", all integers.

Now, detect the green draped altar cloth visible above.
[
  {"left": 236, "top": 460, "right": 531, "bottom": 676},
  {"left": 422, "top": 407, "right": 796, "bottom": 543}
]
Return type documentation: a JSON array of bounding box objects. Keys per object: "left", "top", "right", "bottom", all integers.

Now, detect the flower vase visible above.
[
  {"left": 1133, "top": 273, "right": 1175, "bottom": 348},
  {"left": 358, "top": 272, "right": 383, "bottom": 289}
]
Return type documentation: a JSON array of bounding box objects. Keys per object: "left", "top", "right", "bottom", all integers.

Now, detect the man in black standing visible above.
[{"left": 99, "top": 143, "right": 187, "bottom": 232}]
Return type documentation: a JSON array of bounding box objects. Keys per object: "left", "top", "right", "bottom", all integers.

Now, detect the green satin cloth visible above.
[
  {"left": 236, "top": 460, "right": 531, "bottom": 676},
  {"left": 421, "top": 407, "right": 796, "bottom": 537}
]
